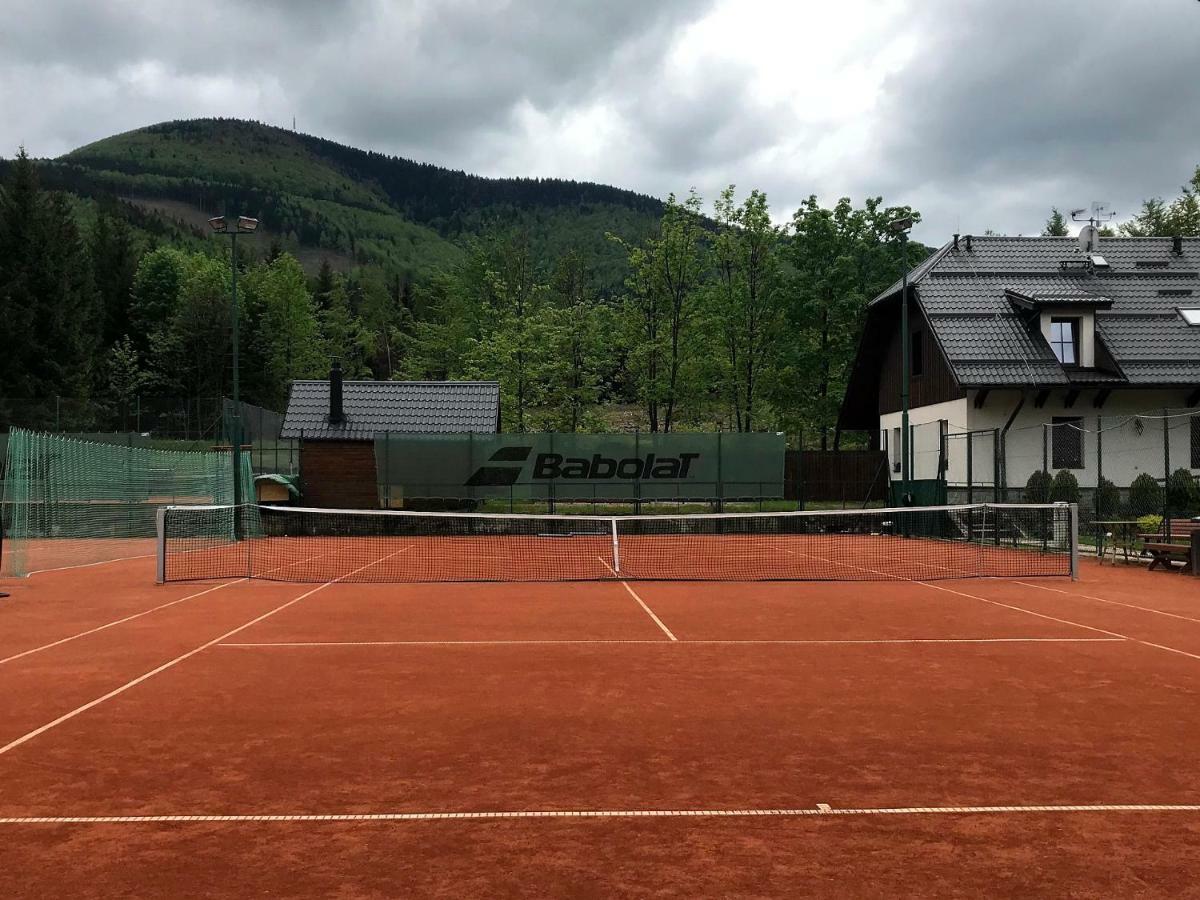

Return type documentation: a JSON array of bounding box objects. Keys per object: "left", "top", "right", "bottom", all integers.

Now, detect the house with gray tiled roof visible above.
[
  {"left": 838, "top": 235, "right": 1200, "bottom": 496},
  {"left": 280, "top": 361, "right": 500, "bottom": 507}
]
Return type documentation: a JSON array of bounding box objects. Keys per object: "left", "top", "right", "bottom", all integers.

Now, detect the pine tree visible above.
[
  {"left": 28, "top": 190, "right": 100, "bottom": 395},
  {"left": 313, "top": 258, "right": 335, "bottom": 309},
  {"left": 0, "top": 147, "right": 40, "bottom": 395},
  {"left": 1043, "top": 208, "right": 1069, "bottom": 237},
  {"left": 91, "top": 212, "right": 140, "bottom": 348}
]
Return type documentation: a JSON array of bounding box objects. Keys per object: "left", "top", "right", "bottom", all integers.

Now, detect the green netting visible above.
[
  {"left": 373, "top": 432, "right": 786, "bottom": 505},
  {"left": 1, "top": 428, "right": 253, "bottom": 577}
]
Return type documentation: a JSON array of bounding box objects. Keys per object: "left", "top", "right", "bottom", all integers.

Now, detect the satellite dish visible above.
[{"left": 1078, "top": 224, "right": 1100, "bottom": 253}]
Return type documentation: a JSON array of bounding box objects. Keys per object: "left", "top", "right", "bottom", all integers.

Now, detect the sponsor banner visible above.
[{"left": 373, "top": 433, "right": 785, "bottom": 503}]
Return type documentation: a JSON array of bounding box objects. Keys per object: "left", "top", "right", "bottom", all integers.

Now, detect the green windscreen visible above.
[
  {"left": 0, "top": 428, "right": 253, "bottom": 577},
  {"left": 373, "top": 432, "right": 785, "bottom": 505}
]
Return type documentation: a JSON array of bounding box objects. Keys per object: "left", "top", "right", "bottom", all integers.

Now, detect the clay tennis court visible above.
[{"left": 3, "top": 550, "right": 1200, "bottom": 897}]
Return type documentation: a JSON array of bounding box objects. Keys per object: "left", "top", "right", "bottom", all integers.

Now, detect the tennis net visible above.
[{"left": 157, "top": 502, "right": 1077, "bottom": 584}]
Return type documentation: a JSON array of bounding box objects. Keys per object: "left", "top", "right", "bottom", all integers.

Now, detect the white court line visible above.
[
  {"left": 598, "top": 556, "right": 676, "bottom": 641},
  {"left": 25, "top": 553, "right": 156, "bottom": 577},
  {"left": 0, "top": 546, "right": 356, "bottom": 667},
  {"left": 217, "top": 637, "right": 1125, "bottom": 648},
  {"left": 774, "top": 547, "right": 1181, "bottom": 663},
  {"left": 1016, "top": 580, "right": 1200, "bottom": 628},
  {"left": 920, "top": 582, "right": 1200, "bottom": 664},
  {"left": 0, "top": 580, "right": 244, "bottom": 666},
  {"left": 1, "top": 803, "right": 1198, "bottom": 825},
  {"left": 0, "top": 546, "right": 413, "bottom": 759}
]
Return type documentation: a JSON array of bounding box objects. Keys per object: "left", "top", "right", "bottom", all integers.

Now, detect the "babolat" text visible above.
[{"left": 532, "top": 452, "right": 700, "bottom": 480}]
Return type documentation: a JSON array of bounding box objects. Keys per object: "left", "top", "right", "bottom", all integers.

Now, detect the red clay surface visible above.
[{"left": 1, "top": 554, "right": 1199, "bottom": 897}]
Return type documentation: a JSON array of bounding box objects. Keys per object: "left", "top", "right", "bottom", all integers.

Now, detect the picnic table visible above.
[
  {"left": 1136, "top": 519, "right": 1200, "bottom": 575},
  {"left": 1093, "top": 519, "right": 1142, "bottom": 563}
]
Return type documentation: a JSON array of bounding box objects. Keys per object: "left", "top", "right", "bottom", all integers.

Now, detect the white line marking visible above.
[
  {"left": 217, "top": 637, "right": 1125, "bottom": 648},
  {"left": 598, "top": 556, "right": 676, "bottom": 641},
  {"left": 25, "top": 553, "right": 156, "bottom": 577},
  {"left": 0, "top": 547, "right": 413, "bottom": 759},
  {"left": 918, "top": 582, "right": 1126, "bottom": 639},
  {"left": 1, "top": 803, "right": 1198, "bottom": 825},
  {"left": 0, "top": 580, "right": 245, "bottom": 666},
  {"left": 920, "top": 581, "right": 1200, "bottom": 664},
  {"left": 1016, "top": 580, "right": 1200, "bottom": 627}
]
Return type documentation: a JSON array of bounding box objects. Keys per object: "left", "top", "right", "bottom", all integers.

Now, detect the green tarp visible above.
[{"left": 373, "top": 433, "right": 785, "bottom": 504}]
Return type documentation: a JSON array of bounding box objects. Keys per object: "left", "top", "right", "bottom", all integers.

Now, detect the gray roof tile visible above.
[
  {"left": 280, "top": 380, "right": 500, "bottom": 440},
  {"left": 907, "top": 237, "right": 1200, "bottom": 386}
]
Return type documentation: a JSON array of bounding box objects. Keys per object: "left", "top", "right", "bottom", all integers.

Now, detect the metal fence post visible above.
[
  {"left": 383, "top": 431, "right": 390, "bottom": 510},
  {"left": 966, "top": 431, "right": 974, "bottom": 505},
  {"left": 716, "top": 431, "right": 723, "bottom": 513},
  {"left": 1042, "top": 423, "right": 1049, "bottom": 477},
  {"left": 1069, "top": 502, "right": 1079, "bottom": 581},
  {"left": 1163, "top": 409, "right": 1171, "bottom": 539},
  {"left": 992, "top": 428, "right": 1000, "bottom": 504},
  {"left": 1095, "top": 414, "right": 1103, "bottom": 522},
  {"left": 634, "top": 430, "right": 641, "bottom": 514}
]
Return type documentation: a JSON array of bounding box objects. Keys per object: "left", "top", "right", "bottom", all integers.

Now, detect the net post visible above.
[
  {"left": 155, "top": 506, "right": 167, "bottom": 584},
  {"left": 1068, "top": 502, "right": 1079, "bottom": 580},
  {"left": 610, "top": 517, "right": 620, "bottom": 575}
]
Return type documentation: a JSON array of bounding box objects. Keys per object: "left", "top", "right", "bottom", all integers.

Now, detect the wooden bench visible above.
[{"left": 1138, "top": 520, "right": 1200, "bottom": 574}]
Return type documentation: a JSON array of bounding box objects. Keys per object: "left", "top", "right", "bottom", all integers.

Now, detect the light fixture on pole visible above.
[
  {"left": 208, "top": 213, "right": 259, "bottom": 532},
  {"left": 889, "top": 215, "right": 914, "bottom": 505}
]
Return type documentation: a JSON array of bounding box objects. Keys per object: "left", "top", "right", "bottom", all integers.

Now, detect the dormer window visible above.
[{"left": 1049, "top": 318, "right": 1079, "bottom": 366}]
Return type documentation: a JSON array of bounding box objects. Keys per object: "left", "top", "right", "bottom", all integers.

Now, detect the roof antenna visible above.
[{"left": 1070, "top": 202, "right": 1117, "bottom": 254}]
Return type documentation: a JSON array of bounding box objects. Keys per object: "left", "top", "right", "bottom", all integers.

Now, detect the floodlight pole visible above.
[
  {"left": 230, "top": 227, "right": 241, "bottom": 520},
  {"left": 892, "top": 217, "right": 914, "bottom": 504},
  {"left": 209, "top": 213, "right": 259, "bottom": 536}
]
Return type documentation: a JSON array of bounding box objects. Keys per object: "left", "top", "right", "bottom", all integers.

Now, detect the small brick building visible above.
[{"left": 279, "top": 363, "right": 500, "bottom": 508}]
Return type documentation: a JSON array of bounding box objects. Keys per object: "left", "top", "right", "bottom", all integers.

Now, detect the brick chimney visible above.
[{"left": 329, "top": 359, "right": 344, "bottom": 425}]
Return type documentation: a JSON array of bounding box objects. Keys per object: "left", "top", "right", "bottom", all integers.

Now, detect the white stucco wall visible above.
[
  {"left": 967, "top": 389, "right": 1198, "bottom": 490},
  {"left": 880, "top": 398, "right": 970, "bottom": 483},
  {"left": 880, "top": 390, "right": 1198, "bottom": 492}
]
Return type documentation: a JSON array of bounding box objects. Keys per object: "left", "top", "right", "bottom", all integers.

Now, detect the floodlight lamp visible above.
[
  {"left": 208, "top": 215, "right": 229, "bottom": 232},
  {"left": 888, "top": 215, "right": 914, "bottom": 233},
  {"left": 236, "top": 216, "right": 260, "bottom": 233}
]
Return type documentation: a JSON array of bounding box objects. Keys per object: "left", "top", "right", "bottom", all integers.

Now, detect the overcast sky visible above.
[{"left": 3, "top": 0, "right": 1199, "bottom": 242}]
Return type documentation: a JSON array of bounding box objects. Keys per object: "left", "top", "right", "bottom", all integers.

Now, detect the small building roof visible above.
[{"left": 280, "top": 380, "right": 500, "bottom": 440}]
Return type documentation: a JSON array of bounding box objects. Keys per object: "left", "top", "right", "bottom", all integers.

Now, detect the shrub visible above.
[
  {"left": 1024, "top": 470, "right": 1052, "bottom": 503},
  {"left": 1094, "top": 476, "right": 1120, "bottom": 518},
  {"left": 1137, "top": 514, "right": 1163, "bottom": 535},
  {"left": 1050, "top": 470, "right": 1080, "bottom": 504},
  {"left": 1165, "top": 467, "right": 1200, "bottom": 516},
  {"left": 1128, "top": 472, "right": 1164, "bottom": 517}
]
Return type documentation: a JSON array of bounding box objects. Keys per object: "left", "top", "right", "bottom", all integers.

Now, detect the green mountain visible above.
[{"left": 37, "top": 117, "right": 665, "bottom": 285}]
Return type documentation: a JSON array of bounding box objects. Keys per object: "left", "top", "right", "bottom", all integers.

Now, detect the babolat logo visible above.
[
  {"left": 465, "top": 446, "right": 533, "bottom": 486},
  {"left": 465, "top": 446, "right": 700, "bottom": 486}
]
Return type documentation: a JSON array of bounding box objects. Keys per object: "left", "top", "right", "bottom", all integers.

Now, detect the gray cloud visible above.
[
  {"left": 861, "top": 0, "right": 1200, "bottom": 239},
  {"left": 2, "top": 0, "right": 1199, "bottom": 242}
]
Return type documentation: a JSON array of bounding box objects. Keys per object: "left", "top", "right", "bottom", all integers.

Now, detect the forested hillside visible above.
[
  {"left": 50, "top": 118, "right": 663, "bottom": 288},
  {"left": 0, "top": 117, "right": 945, "bottom": 444}
]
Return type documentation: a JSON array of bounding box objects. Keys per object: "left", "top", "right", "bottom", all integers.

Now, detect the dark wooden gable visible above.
[{"left": 878, "top": 296, "right": 964, "bottom": 414}]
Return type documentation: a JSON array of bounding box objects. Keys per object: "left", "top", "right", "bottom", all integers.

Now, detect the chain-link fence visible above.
[
  {"left": 881, "top": 406, "right": 1199, "bottom": 556},
  {"left": 1, "top": 396, "right": 297, "bottom": 489}
]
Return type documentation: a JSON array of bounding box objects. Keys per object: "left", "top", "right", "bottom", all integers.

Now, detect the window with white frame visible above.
[{"left": 1049, "top": 318, "right": 1080, "bottom": 366}]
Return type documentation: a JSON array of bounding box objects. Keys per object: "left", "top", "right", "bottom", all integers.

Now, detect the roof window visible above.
[{"left": 1180, "top": 308, "right": 1200, "bottom": 326}]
